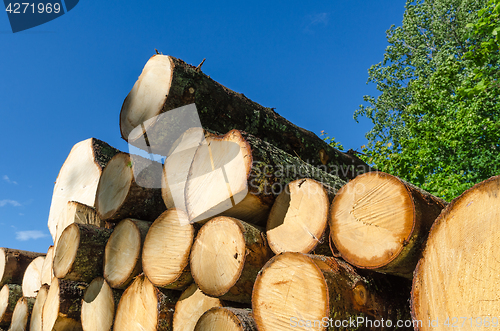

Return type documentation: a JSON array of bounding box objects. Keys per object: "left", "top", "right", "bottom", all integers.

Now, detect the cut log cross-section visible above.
[
  {"left": 41, "top": 245, "right": 54, "bottom": 286},
  {"left": 8, "top": 296, "right": 35, "bottom": 331},
  {"left": 22, "top": 255, "right": 45, "bottom": 297},
  {"left": 142, "top": 209, "right": 194, "bottom": 290},
  {"left": 0, "top": 284, "right": 22, "bottom": 327},
  {"left": 266, "top": 178, "right": 331, "bottom": 255},
  {"left": 252, "top": 252, "right": 412, "bottom": 331},
  {"left": 53, "top": 223, "right": 112, "bottom": 283},
  {"left": 55, "top": 201, "right": 104, "bottom": 248},
  {"left": 114, "top": 275, "right": 179, "bottom": 331},
  {"left": 173, "top": 283, "right": 223, "bottom": 331},
  {"left": 29, "top": 284, "right": 49, "bottom": 331},
  {"left": 190, "top": 216, "right": 273, "bottom": 304},
  {"left": 42, "top": 278, "right": 86, "bottom": 331},
  {"left": 95, "top": 152, "right": 166, "bottom": 222},
  {"left": 0, "top": 248, "right": 45, "bottom": 287},
  {"left": 47, "top": 138, "right": 120, "bottom": 240},
  {"left": 412, "top": 175, "right": 500, "bottom": 330},
  {"left": 104, "top": 218, "right": 151, "bottom": 289},
  {"left": 195, "top": 307, "right": 257, "bottom": 331},
  {"left": 330, "top": 171, "right": 447, "bottom": 278},
  {"left": 185, "top": 129, "right": 345, "bottom": 225},
  {"left": 82, "top": 277, "right": 122, "bottom": 331},
  {"left": 120, "top": 54, "right": 369, "bottom": 180}
]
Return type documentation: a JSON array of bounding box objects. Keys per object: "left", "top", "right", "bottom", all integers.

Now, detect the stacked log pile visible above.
[{"left": 2, "top": 54, "right": 498, "bottom": 330}]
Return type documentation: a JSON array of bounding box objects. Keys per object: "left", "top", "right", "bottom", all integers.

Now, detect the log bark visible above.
[
  {"left": 53, "top": 224, "right": 112, "bottom": 283},
  {"left": 0, "top": 285, "right": 22, "bottom": 327},
  {"left": 28, "top": 284, "right": 49, "bottom": 331},
  {"left": 190, "top": 216, "right": 273, "bottom": 304},
  {"left": 184, "top": 129, "right": 345, "bottom": 225},
  {"left": 55, "top": 201, "right": 104, "bottom": 248},
  {"left": 0, "top": 248, "right": 44, "bottom": 287},
  {"left": 142, "top": 209, "right": 194, "bottom": 290},
  {"left": 252, "top": 252, "right": 412, "bottom": 331},
  {"left": 41, "top": 245, "right": 54, "bottom": 286},
  {"left": 8, "top": 296, "right": 35, "bottom": 331},
  {"left": 21, "top": 256, "right": 44, "bottom": 298},
  {"left": 195, "top": 307, "right": 257, "bottom": 331},
  {"left": 172, "top": 283, "right": 223, "bottom": 331},
  {"left": 412, "top": 175, "right": 500, "bottom": 330},
  {"left": 113, "top": 275, "right": 179, "bottom": 331},
  {"left": 266, "top": 178, "right": 331, "bottom": 255},
  {"left": 95, "top": 152, "right": 165, "bottom": 222},
  {"left": 42, "top": 278, "right": 85, "bottom": 331},
  {"left": 82, "top": 277, "right": 122, "bottom": 331},
  {"left": 329, "top": 171, "right": 447, "bottom": 278},
  {"left": 104, "top": 218, "right": 150, "bottom": 289},
  {"left": 47, "top": 138, "right": 120, "bottom": 240},
  {"left": 119, "top": 55, "right": 369, "bottom": 181}
]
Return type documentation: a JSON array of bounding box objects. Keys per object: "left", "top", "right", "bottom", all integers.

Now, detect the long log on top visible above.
[
  {"left": 119, "top": 54, "right": 369, "bottom": 181},
  {"left": 0, "top": 248, "right": 44, "bottom": 287},
  {"left": 412, "top": 175, "right": 500, "bottom": 330},
  {"left": 252, "top": 252, "right": 412, "bottom": 331},
  {"left": 47, "top": 138, "right": 120, "bottom": 240},
  {"left": 183, "top": 129, "right": 345, "bottom": 225},
  {"left": 329, "top": 171, "right": 447, "bottom": 278}
]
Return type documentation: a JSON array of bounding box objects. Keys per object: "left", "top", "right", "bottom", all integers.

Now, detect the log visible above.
[
  {"left": 95, "top": 152, "right": 165, "bottom": 222},
  {"left": 104, "top": 218, "right": 150, "bottom": 289},
  {"left": 412, "top": 175, "right": 500, "bottom": 330},
  {"left": 21, "top": 256, "right": 44, "bottom": 298},
  {"left": 113, "top": 275, "right": 179, "bottom": 331},
  {"left": 185, "top": 129, "right": 345, "bottom": 225},
  {"left": 190, "top": 216, "right": 273, "bottom": 303},
  {"left": 47, "top": 138, "right": 120, "bottom": 240},
  {"left": 53, "top": 223, "right": 112, "bottom": 283},
  {"left": 266, "top": 178, "right": 330, "bottom": 255},
  {"left": 142, "top": 209, "right": 194, "bottom": 290},
  {"left": 41, "top": 245, "right": 54, "bottom": 286},
  {"left": 252, "top": 252, "right": 412, "bottom": 331},
  {"left": 28, "top": 284, "right": 48, "bottom": 331},
  {"left": 195, "top": 307, "right": 257, "bottom": 331},
  {"left": 81, "top": 277, "right": 122, "bottom": 331},
  {"left": 329, "top": 171, "right": 447, "bottom": 278},
  {"left": 172, "top": 283, "right": 223, "bottom": 331},
  {"left": 0, "top": 285, "right": 22, "bottom": 327},
  {"left": 8, "top": 296, "right": 35, "bottom": 331},
  {"left": 42, "top": 278, "right": 85, "bottom": 331},
  {"left": 119, "top": 55, "right": 369, "bottom": 181},
  {"left": 55, "top": 201, "right": 104, "bottom": 248},
  {"left": 0, "top": 248, "right": 44, "bottom": 287}
]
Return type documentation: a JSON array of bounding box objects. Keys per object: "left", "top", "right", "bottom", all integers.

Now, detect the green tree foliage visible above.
[{"left": 354, "top": 0, "right": 500, "bottom": 200}]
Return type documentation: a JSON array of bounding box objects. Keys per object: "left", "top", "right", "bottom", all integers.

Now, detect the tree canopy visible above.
[{"left": 353, "top": 0, "right": 500, "bottom": 200}]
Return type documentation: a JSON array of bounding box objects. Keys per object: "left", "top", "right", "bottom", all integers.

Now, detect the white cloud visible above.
[
  {"left": 0, "top": 200, "right": 21, "bottom": 207},
  {"left": 16, "top": 230, "right": 48, "bottom": 241},
  {"left": 2, "top": 175, "right": 18, "bottom": 185}
]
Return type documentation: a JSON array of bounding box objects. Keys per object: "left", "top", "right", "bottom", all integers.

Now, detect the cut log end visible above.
[
  {"left": 142, "top": 209, "right": 194, "bottom": 289},
  {"left": 0, "top": 284, "right": 22, "bottom": 326},
  {"left": 22, "top": 256, "right": 45, "bottom": 297},
  {"left": 9, "top": 297, "right": 35, "bottom": 331},
  {"left": 53, "top": 223, "right": 80, "bottom": 279},
  {"left": 29, "top": 284, "right": 49, "bottom": 331},
  {"left": 195, "top": 307, "right": 257, "bottom": 331},
  {"left": 267, "top": 178, "right": 329, "bottom": 254},
  {"left": 190, "top": 217, "right": 247, "bottom": 297},
  {"left": 82, "top": 277, "right": 116, "bottom": 331},
  {"left": 252, "top": 253, "right": 328, "bottom": 331},
  {"left": 42, "top": 278, "right": 85, "bottom": 331}
]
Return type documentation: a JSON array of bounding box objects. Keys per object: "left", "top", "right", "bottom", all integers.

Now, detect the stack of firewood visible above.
[{"left": 2, "top": 54, "right": 500, "bottom": 331}]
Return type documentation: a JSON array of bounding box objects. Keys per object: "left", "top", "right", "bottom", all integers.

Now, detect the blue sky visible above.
[{"left": 0, "top": 1, "right": 405, "bottom": 253}]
